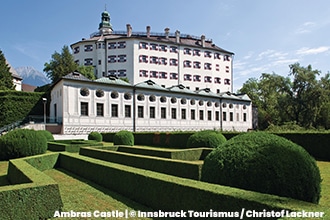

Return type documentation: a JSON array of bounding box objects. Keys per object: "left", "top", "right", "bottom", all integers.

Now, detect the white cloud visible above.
[
  {"left": 296, "top": 46, "right": 330, "bottom": 55},
  {"left": 295, "top": 21, "right": 316, "bottom": 34}
]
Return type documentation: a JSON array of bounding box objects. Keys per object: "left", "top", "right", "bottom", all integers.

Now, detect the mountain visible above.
[{"left": 15, "top": 66, "right": 50, "bottom": 87}]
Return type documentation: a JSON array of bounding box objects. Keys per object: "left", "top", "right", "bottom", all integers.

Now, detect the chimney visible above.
[
  {"left": 126, "top": 24, "right": 132, "bottom": 37},
  {"left": 146, "top": 26, "right": 151, "bottom": 37},
  {"left": 164, "top": 27, "right": 170, "bottom": 39},
  {"left": 175, "top": 30, "right": 180, "bottom": 43},
  {"left": 201, "top": 35, "right": 205, "bottom": 47}
]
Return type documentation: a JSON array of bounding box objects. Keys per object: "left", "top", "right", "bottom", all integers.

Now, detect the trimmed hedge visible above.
[
  {"left": 59, "top": 152, "right": 322, "bottom": 217},
  {"left": 79, "top": 147, "right": 203, "bottom": 180},
  {"left": 88, "top": 131, "right": 102, "bottom": 142},
  {"left": 48, "top": 140, "right": 103, "bottom": 152},
  {"left": 113, "top": 130, "right": 134, "bottom": 145},
  {"left": 1, "top": 153, "right": 63, "bottom": 219},
  {"left": 0, "top": 90, "right": 45, "bottom": 127},
  {"left": 202, "top": 132, "right": 322, "bottom": 204},
  {"left": 37, "top": 130, "right": 54, "bottom": 141},
  {"left": 0, "top": 129, "right": 47, "bottom": 160},
  {"left": 186, "top": 130, "right": 227, "bottom": 148}
]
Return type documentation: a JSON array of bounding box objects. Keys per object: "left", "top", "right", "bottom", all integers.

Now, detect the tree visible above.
[
  {"left": 77, "top": 65, "right": 96, "bottom": 80},
  {"left": 0, "top": 49, "right": 14, "bottom": 90},
  {"left": 44, "top": 45, "right": 78, "bottom": 83}
]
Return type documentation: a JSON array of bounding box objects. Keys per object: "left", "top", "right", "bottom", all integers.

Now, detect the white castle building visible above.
[
  {"left": 49, "top": 10, "right": 252, "bottom": 134},
  {"left": 71, "top": 10, "right": 234, "bottom": 94}
]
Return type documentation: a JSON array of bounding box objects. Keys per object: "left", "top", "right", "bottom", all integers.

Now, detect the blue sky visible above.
[{"left": 1, "top": 0, "right": 330, "bottom": 92}]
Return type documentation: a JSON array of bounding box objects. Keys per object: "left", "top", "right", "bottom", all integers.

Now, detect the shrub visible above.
[
  {"left": 37, "top": 130, "right": 54, "bottom": 141},
  {"left": 201, "top": 132, "right": 321, "bottom": 204},
  {"left": 0, "top": 129, "right": 47, "bottom": 160},
  {"left": 113, "top": 130, "right": 134, "bottom": 146},
  {"left": 88, "top": 131, "right": 103, "bottom": 142},
  {"left": 186, "top": 130, "right": 226, "bottom": 148}
]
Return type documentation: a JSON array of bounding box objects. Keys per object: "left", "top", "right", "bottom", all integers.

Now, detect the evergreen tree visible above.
[
  {"left": 0, "top": 49, "right": 14, "bottom": 90},
  {"left": 44, "top": 45, "right": 78, "bottom": 83}
]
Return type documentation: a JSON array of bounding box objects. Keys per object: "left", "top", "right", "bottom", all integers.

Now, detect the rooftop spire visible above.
[{"left": 98, "top": 8, "right": 113, "bottom": 35}]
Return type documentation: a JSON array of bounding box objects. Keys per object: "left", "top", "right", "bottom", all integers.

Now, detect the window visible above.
[
  {"left": 118, "top": 55, "right": 127, "bottom": 62},
  {"left": 139, "top": 42, "right": 148, "bottom": 49},
  {"left": 243, "top": 113, "right": 247, "bottom": 122},
  {"left": 150, "top": 71, "right": 158, "bottom": 78},
  {"left": 224, "top": 78, "right": 231, "bottom": 85},
  {"left": 138, "top": 106, "right": 144, "bottom": 118},
  {"left": 84, "top": 45, "right": 93, "bottom": 52},
  {"left": 171, "top": 108, "right": 177, "bottom": 119},
  {"left": 108, "top": 42, "right": 116, "bottom": 49},
  {"left": 84, "top": 58, "right": 93, "bottom": 66},
  {"left": 159, "top": 72, "right": 167, "bottom": 79},
  {"left": 204, "top": 76, "right": 212, "bottom": 83},
  {"left": 199, "top": 110, "right": 204, "bottom": 120},
  {"left": 97, "top": 43, "right": 105, "bottom": 49},
  {"left": 216, "top": 89, "right": 220, "bottom": 94},
  {"left": 193, "top": 61, "right": 201, "bottom": 69},
  {"left": 139, "top": 55, "right": 148, "bottom": 63},
  {"left": 150, "top": 56, "right": 158, "bottom": 64},
  {"left": 139, "top": 70, "right": 148, "bottom": 77},
  {"left": 215, "top": 111, "right": 220, "bottom": 121},
  {"left": 125, "top": 105, "right": 131, "bottom": 118},
  {"left": 230, "top": 112, "right": 233, "bottom": 121},
  {"left": 183, "top": 60, "right": 192, "bottom": 68},
  {"left": 204, "top": 63, "right": 212, "bottom": 70},
  {"left": 111, "top": 104, "right": 118, "bottom": 117},
  {"left": 150, "top": 43, "right": 158, "bottom": 50},
  {"left": 208, "top": 110, "right": 212, "bottom": 121},
  {"left": 190, "top": 109, "right": 196, "bottom": 120},
  {"left": 159, "top": 45, "right": 167, "bottom": 52},
  {"left": 214, "top": 53, "right": 221, "bottom": 60},
  {"left": 193, "top": 49, "right": 201, "bottom": 56},
  {"left": 159, "top": 57, "right": 167, "bottom": 65},
  {"left": 184, "top": 74, "right": 192, "bottom": 81},
  {"left": 108, "top": 70, "right": 116, "bottom": 76},
  {"left": 170, "top": 73, "right": 178, "bottom": 80},
  {"left": 160, "top": 96, "right": 167, "bottom": 103},
  {"left": 193, "top": 75, "right": 201, "bottom": 82},
  {"left": 204, "top": 51, "right": 212, "bottom": 58},
  {"left": 223, "top": 112, "right": 227, "bottom": 121},
  {"left": 98, "top": 60, "right": 101, "bottom": 65},
  {"left": 184, "top": 48, "right": 192, "bottom": 55},
  {"left": 214, "top": 77, "right": 221, "bottom": 84},
  {"left": 97, "top": 103, "right": 104, "bottom": 116},
  {"left": 150, "top": 106, "right": 155, "bottom": 118},
  {"left": 81, "top": 102, "right": 88, "bottom": 116},
  {"left": 181, "top": 109, "right": 186, "bottom": 119},
  {"left": 118, "top": 41, "right": 126, "bottom": 48},
  {"left": 108, "top": 55, "right": 116, "bottom": 63},
  {"left": 170, "top": 46, "right": 178, "bottom": 53},
  {"left": 170, "top": 58, "right": 178, "bottom": 66},
  {"left": 73, "top": 46, "right": 80, "bottom": 54},
  {"left": 118, "top": 69, "right": 127, "bottom": 77},
  {"left": 226, "top": 66, "right": 230, "bottom": 73},
  {"left": 216, "top": 64, "right": 220, "bottom": 71},
  {"left": 224, "top": 55, "right": 231, "bottom": 61},
  {"left": 161, "top": 107, "right": 166, "bottom": 119}
]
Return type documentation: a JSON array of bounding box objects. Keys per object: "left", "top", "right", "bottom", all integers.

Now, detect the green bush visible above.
[
  {"left": 186, "top": 130, "right": 226, "bottom": 148},
  {"left": 0, "top": 129, "right": 47, "bottom": 160},
  {"left": 88, "top": 131, "right": 103, "bottom": 142},
  {"left": 201, "top": 132, "right": 321, "bottom": 204},
  {"left": 113, "top": 130, "right": 134, "bottom": 146},
  {"left": 37, "top": 130, "right": 54, "bottom": 141}
]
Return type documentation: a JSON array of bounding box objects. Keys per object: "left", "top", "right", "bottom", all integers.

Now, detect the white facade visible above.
[
  {"left": 71, "top": 11, "right": 234, "bottom": 94},
  {"left": 50, "top": 73, "right": 252, "bottom": 135}
]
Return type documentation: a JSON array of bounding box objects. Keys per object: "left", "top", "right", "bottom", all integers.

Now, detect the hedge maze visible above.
[{"left": 0, "top": 131, "right": 328, "bottom": 219}]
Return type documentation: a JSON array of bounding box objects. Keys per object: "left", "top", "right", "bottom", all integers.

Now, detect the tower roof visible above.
[{"left": 98, "top": 10, "right": 113, "bottom": 34}]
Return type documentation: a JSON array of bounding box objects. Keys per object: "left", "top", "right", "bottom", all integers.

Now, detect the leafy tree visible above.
[
  {"left": 44, "top": 45, "right": 78, "bottom": 83},
  {"left": 239, "top": 63, "right": 329, "bottom": 130},
  {"left": 77, "top": 65, "right": 96, "bottom": 80},
  {"left": 0, "top": 49, "right": 14, "bottom": 90}
]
